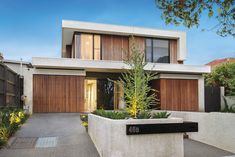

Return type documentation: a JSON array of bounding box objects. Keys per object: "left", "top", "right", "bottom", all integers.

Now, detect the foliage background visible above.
[{"left": 204, "top": 62, "right": 235, "bottom": 96}]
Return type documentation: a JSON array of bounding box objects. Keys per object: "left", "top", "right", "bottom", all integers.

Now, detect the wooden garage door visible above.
[
  {"left": 152, "top": 79, "right": 198, "bottom": 111},
  {"left": 33, "top": 75, "right": 84, "bottom": 113}
]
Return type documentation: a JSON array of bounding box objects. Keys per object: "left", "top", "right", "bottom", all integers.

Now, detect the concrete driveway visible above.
[
  {"left": 0, "top": 113, "right": 99, "bottom": 157},
  {"left": 184, "top": 139, "right": 234, "bottom": 157}
]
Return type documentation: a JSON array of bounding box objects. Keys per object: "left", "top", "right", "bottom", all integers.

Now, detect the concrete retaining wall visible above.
[
  {"left": 88, "top": 114, "right": 184, "bottom": 157},
  {"left": 165, "top": 111, "right": 235, "bottom": 153},
  {"left": 223, "top": 96, "right": 235, "bottom": 109}
]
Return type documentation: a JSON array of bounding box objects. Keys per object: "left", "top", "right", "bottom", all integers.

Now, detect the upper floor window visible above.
[
  {"left": 145, "top": 38, "right": 169, "bottom": 63},
  {"left": 76, "top": 34, "right": 101, "bottom": 60}
]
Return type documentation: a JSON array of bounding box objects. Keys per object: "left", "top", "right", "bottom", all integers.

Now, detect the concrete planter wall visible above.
[
  {"left": 88, "top": 114, "right": 184, "bottom": 157},
  {"left": 166, "top": 111, "right": 235, "bottom": 153}
]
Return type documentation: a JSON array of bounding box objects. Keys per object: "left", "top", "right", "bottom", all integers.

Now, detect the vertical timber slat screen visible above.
[
  {"left": 0, "top": 63, "right": 23, "bottom": 108},
  {"left": 151, "top": 79, "right": 199, "bottom": 111},
  {"left": 204, "top": 86, "right": 221, "bottom": 112},
  {"left": 33, "top": 75, "right": 85, "bottom": 113}
]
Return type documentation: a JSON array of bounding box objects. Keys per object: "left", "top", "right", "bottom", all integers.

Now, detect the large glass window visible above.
[
  {"left": 84, "top": 80, "right": 97, "bottom": 112},
  {"left": 145, "top": 38, "right": 169, "bottom": 63},
  {"left": 145, "top": 39, "right": 152, "bottom": 62},
  {"left": 96, "top": 79, "right": 123, "bottom": 110},
  {"left": 97, "top": 79, "right": 114, "bottom": 110}
]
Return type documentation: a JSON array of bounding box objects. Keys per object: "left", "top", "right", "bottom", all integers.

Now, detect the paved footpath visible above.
[
  {"left": 0, "top": 113, "right": 99, "bottom": 157},
  {"left": 0, "top": 113, "right": 234, "bottom": 157}
]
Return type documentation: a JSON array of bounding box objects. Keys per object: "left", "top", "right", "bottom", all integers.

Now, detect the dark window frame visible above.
[{"left": 145, "top": 38, "right": 170, "bottom": 63}]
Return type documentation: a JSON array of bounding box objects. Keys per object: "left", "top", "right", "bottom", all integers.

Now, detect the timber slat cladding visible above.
[
  {"left": 33, "top": 75, "right": 84, "bottom": 113},
  {"left": 152, "top": 79, "right": 198, "bottom": 111},
  {"left": 169, "top": 40, "right": 178, "bottom": 64},
  {"left": 129, "top": 37, "right": 145, "bottom": 56},
  {"left": 101, "top": 35, "right": 129, "bottom": 61}
]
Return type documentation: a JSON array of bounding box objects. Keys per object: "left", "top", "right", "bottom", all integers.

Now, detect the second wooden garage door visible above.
[
  {"left": 33, "top": 75, "right": 84, "bottom": 113},
  {"left": 151, "top": 79, "right": 199, "bottom": 111}
]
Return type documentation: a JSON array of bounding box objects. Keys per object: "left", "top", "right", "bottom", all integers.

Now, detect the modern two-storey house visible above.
[{"left": 25, "top": 20, "right": 210, "bottom": 113}]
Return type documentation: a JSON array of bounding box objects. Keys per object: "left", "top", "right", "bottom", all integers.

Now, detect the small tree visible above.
[
  {"left": 205, "top": 62, "right": 235, "bottom": 96},
  {"left": 117, "top": 39, "right": 158, "bottom": 118}
]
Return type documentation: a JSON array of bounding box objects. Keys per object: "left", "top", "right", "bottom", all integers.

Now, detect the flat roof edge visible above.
[
  {"left": 62, "top": 20, "right": 186, "bottom": 36},
  {"left": 32, "top": 57, "right": 211, "bottom": 74}
]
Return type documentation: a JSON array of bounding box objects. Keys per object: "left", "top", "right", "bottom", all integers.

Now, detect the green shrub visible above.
[
  {"left": 80, "top": 114, "right": 88, "bottom": 128},
  {"left": 7, "top": 123, "right": 20, "bottom": 136},
  {"left": 152, "top": 112, "right": 171, "bottom": 119},
  {"left": 0, "top": 138, "right": 6, "bottom": 148},
  {"left": 137, "top": 110, "right": 151, "bottom": 119},
  {"left": 93, "top": 109, "right": 129, "bottom": 119},
  {"left": 204, "top": 62, "right": 235, "bottom": 96},
  {"left": 0, "top": 126, "right": 10, "bottom": 141},
  {"left": 0, "top": 107, "right": 29, "bottom": 126},
  {"left": 0, "top": 108, "right": 29, "bottom": 148},
  {"left": 93, "top": 109, "right": 171, "bottom": 120}
]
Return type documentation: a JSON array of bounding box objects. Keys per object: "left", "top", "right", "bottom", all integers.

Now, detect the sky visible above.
[{"left": 0, "top": 0, "right": 234, "bottom": 65}]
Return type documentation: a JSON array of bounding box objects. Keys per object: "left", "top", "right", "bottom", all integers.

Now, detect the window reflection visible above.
[
  {"left": 145, "top": 38, "right": 169, "bottom": 63},
  {"left": 145, "top": 39, "right": 152, "bottom": 62},
  {"left": 96, "top": 79, "right": 123, "bottom": 110},
  {"left": 97, "top": 79, "right": 114, "bottom": 110}
]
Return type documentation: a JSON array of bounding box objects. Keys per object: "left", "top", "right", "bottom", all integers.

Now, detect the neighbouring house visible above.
[
  {"left": 206, "top": 57, "right": 235, "bottom": 69},
  {"left": 3, "top": 59, "right": 32, "bottom": 75},
  {"left": 0, "top": 59, "right": 32, "bottom": 109},
  {"left": 17, "top": 20, "right": 210, "bottom": 113}
]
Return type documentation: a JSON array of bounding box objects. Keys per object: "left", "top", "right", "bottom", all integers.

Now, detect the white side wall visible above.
[
  {"left": 23, "top": 68, "right": 34, "bottom": 113},
  {"left": 88, "top": 114, "right": 184, "bottom": 157},
  {"left": 198, "top": 76, "right": 205, "bottom": 111},
  {"left": 167, "top": 111, "right": 235, "bottom": 153}
]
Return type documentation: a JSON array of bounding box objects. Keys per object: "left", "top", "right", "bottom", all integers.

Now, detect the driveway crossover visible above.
[{"left": 0, "top": 113, "right": 99, "bottom": 157}]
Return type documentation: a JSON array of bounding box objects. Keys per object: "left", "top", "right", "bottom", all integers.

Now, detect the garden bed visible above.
[{"left": 0, "top": 107, "right": 29, "bottom": 148}]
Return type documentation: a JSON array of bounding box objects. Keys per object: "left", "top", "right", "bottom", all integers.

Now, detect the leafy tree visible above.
[
  {"left": 204, "top": 62, "right": 235, "bottom": 95},
  {"left": 116, "top": 38, "right": 158, "bottom": 118},
  {"left": 155, "top": 0, "right": 235, "bottom": 37}
]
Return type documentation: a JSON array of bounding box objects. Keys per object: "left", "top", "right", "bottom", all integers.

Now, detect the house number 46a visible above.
[{"left": 129, "top": 126, "right": 140, "bottom": 133}]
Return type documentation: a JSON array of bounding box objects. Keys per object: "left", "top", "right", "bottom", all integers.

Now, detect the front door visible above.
[{"left": 84, "top": 79, "right": 97, "bottom": 112}]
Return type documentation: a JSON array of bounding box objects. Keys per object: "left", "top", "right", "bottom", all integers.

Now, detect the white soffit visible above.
[
  {"left": 34, "top": 68, "right": 86, "bottom": 76},
  {"left": 62, "top": 20, "right": 187, "bottom": 60},
  {"left": 32, "top": 57, "right": 211, "bottom": 74}
]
